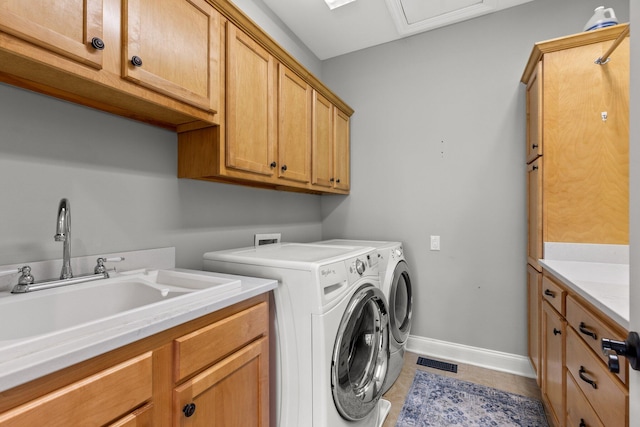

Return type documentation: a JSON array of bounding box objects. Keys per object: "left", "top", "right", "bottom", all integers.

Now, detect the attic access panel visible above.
[{"left": 385, "top": 0, "right": 534, "bottom": 35}]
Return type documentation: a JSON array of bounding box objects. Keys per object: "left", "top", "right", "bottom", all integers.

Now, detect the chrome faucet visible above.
[{"left": 54, "top": 198, "right": 72, "bottom": 280}]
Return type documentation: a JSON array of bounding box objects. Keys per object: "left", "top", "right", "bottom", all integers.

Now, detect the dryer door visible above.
[
  {"left": 390, "top": 260, "right": 413, "bottom": 345},
  {"left": 331, "top": 285, "right": 389, "bottom": 421}
]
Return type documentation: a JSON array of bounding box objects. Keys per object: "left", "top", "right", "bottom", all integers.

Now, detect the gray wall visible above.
[
  {"left": 320, "top": 0, "right": 630, "bottom": 356},
  {"left": 0, "top": 0, "right": 631, "bottom": 360},
  {"left": 0, "top": 83, "right": 322, "bottom": 270}
]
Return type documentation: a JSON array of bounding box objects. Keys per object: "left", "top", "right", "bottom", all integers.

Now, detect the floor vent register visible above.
[{"left": 417, "top": 357, "right": 458, "bottom": 373}]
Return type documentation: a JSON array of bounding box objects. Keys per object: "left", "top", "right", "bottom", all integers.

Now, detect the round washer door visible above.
[
  {"left": 331, "top": 285, "right": 389, "bottom": 421},
  {"left": 389, "top": 260, "right": 413, "bottom": 344}
]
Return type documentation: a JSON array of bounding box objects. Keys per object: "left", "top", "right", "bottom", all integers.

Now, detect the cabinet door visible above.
[
  {"left": 174, "top": 337, "right": 269, "bottom": 427},
  {"left": 527, "top": 158, "right": 542, "bottom": 269},
  {"left": 277, "top": 64, "right": 311, "bottom": 184},
  {"left": 544, "top": 39, "right": 629, "bottom": 245},
  {"left": 542, "top": 301, "right": 565, "bottom": 427},
  {"left": 526, "top": 62, "right": 542, "bottom": 163},
  {"left": 226, "top": 23, "right": 276, "bottom": 177},
  {"left": 0, "top": 353, "right": 152, "bottom": 427},
  {"left": 527, "top": 265, "right": 542, "bottom": 385},
  {"left": 312, "top": 91, "right": 334, "bottom": 188},
  {"left": 123, "top": 0, "right": 220, "bottom": 111},
  {"left": 0, "top": 0, "right": 103, "bottom": 68},
  {"left": 333, "top": 108, "right": 351, "bottom": 191}
]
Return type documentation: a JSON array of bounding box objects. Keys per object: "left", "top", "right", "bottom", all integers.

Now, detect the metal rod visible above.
[{"left": 595, "top": 25, "right": 630, "bottom": 65}]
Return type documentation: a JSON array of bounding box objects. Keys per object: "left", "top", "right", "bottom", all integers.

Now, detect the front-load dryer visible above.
[
  {"left": 203, "top": 243, "right": 391, "bottom": 427},
  {"left": 315, "top": 239, "right": 413, "bottom": 394}
]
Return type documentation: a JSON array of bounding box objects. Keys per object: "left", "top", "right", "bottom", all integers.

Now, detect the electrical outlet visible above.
[{"left": 430, "top": 235, "right": 440, "bottom": 251}]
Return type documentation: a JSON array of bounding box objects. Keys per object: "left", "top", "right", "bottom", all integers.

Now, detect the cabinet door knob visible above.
[
  {"left": 270, "top": 161, "right": 277, "bottom": 168},
  {"left": 544, "top": 289, "right": 555, "bottom": 298},
  {"left": 553, "top": 328, "right": 561, "bottom": 336},
  {"left": 578, "top": 366, "right": 598, "bottom": 389},
  {"left": 330, "top": 178, "right": 335, "bottom": 182},
  {"left": 532, "top": 165, "right": 538, "bottom": 170},
  {"left": 281, "top": 165, "right": 287, "bottom": 172},
  {"left": 183, "top": 403, "right": 196, "bottom": 417},
  {"left": 532, "top": 144, "right": 538, "bottom": 149},
  {"left": 336, "top": 178, "right": 341, "bottom": 183},
  {"left": 131, "top": 56, "right": 143, "bottom": 67},
  {"left": 579, "top": 419, "right": 586, "bottom": 427},
  {"left": 90, "top": 37, "right": 105, "bottom": 50},
  {"left": 579, "top": 322, "right": 597, "bottom": 340}
]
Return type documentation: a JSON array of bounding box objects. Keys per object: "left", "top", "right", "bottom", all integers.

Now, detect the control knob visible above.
[{"left": 355, "top": 259, "right": 366, "bottom": 275}]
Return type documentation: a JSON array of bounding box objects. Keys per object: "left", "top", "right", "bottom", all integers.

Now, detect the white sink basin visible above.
[{"left": 0, "top": 269, "right": 242, "bottom": 342}]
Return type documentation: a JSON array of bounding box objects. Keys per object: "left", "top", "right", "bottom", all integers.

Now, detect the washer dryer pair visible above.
[
  {"left": 203, "top": 243, "right": 391, "bottom": 427},
  {"left": 316, "top": 240, "right": 413, "bottom": 394}
]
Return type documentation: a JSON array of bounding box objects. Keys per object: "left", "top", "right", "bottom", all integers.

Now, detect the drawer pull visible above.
[
  {"left": 579, "top": 419, "right": 586, "bottom": 427},
  {"left": 544, "top": 289, "right": 555, "bottom": 298},
  {"left": 579, "top": 322, "right": 597, "bottom": 340},
  {"left": 578, "top": 366, "right": 598, "bottom": 389},
  {"left": 553, "top": 328, "right": 562, "bottom": 336}
]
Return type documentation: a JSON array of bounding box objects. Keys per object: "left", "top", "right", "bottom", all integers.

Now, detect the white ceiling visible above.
[{"left": 261, "top": 0, "right": 535, "bottom": 60}]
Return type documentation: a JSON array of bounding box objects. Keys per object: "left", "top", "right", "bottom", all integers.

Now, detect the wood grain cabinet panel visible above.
[
  {"left": 542, "top": 301, "right": 565, "bottom": 427},
  {"left": 173, "top": 337, "right": 269, "bottom": 427},
  {"left": 333, "top": 108, "right": 351, "bottom": 191},
  {"left": 566, "top": 328, "right": 628, "bottom": 427},
  {"left": 225, "top": 21, "right": 277, "bottom": 177},
  {"left": 566, "top": 372, "right": 604, "bottom": 427},
  {"left": 312, "top": 90, "right": 334, "bottom": 188},
  {"left": 527, "top": 265, "right": 542, "bottom": 385},
  {"left": 123, "top": 0, "right": 221, "bottom": 111},
  {"left": 0, "top": 353, "right": 153, "bottom": 427},
  {"left": 277, "top": 64, "right": 312, "bottom": 184},
  {"left": 0, "top": 0, "right": 104, "bottom": 68}
]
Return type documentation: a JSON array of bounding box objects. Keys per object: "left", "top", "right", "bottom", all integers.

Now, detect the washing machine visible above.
[
  {"left": 315, "top": 240, "right": 413, "bottom": 394},
  {"left": 203, "top": 243, "right": 391, "bottom": 427}
]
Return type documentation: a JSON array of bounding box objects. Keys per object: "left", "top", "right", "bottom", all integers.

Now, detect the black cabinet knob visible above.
[
  {"left": 532, "top": 144, "right": 538, "bottom": 149},
  {"left": 336, "top": 178, "right": 341, "bottom": 183},
  {"left": 183, "top": 403, "right": 196, "bottom": 417},
  {"left": 281, "top": 165, "right": 287, "bottom": 172},
  {"left": 532, "top": 165, "right": 538, "bottom": 170},
  {"left": 131, "top": 56, "right": 143, "bottom": 67},
  {"left": 270, "top": 161, "right": 277, "bottom": 168},
  {"left": 90, "top": 37, "right": 105, "bottom": 50},
  {"left": 330, "top": 178, "right": 335, "bottom": 182},
  {"left": 553, "top": 328, "right": 561, "bottom": 336}
]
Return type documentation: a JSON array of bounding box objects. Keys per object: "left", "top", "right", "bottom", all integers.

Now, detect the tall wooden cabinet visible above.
[{"left": 521, "top": 24, "right": 630, "bottom": 427}]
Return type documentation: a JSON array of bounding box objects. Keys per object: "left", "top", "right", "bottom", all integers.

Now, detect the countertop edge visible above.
[
  {"left": 0, "top": 269, "right": 277, "bottom": 393},
  {"left": 539, "top": 259, "right": 629, "bottom": 330}
]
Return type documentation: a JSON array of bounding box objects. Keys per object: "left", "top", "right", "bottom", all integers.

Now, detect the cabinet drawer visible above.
[
  {"left": 108, "top": 403, "right": 153, "bottom": 427},
  {"left": 174, "top": 302, "right": 268, "bottom": 381},
  {"left": 566, "top": 372, "right": 604, "bottom": 427},
  {"left": 566, "top": 328, "right": 627, "bottom": 427},
  {"left": 566, "top": 295, "right": 627, "bottom": 385},
  {"left": 0, "top": 352, "right": 153, "bottom": 427},
  {"left": 542, "top": 275, "right": 565, "bottom": 315}
]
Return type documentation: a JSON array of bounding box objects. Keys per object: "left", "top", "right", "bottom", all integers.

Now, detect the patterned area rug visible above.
[{"left": 396, "top": 370, "right": 548, "bottom": 426}]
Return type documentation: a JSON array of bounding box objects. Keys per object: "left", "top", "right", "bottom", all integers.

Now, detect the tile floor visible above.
[{"left": 381, "top": 351, "right": 543, "bottom": 427}]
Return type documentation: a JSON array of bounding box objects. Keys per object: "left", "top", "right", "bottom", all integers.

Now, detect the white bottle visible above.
[{"left": 584, "top": 6, "right": 618, "bottom": 31}]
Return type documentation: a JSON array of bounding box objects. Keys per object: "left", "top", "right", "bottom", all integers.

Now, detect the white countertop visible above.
[
  {"left": 539, "top": 259, "right": 629, "bottom": 329},
  {"left": 0, "top": 268, "right": 277, "bottom": 392}
]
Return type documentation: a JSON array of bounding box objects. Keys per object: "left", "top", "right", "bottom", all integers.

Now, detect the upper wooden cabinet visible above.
[
  {"left": 522, "top": 24, "right": 629, "bottom": 267},
  {"left": 310, "top": 91, "right": 351, "bottom": 192},
  {"left": 123, "top": 0, "right": 221, "bottom": 112},
  {"left": 277, "top": 63, "right": 312, "bottom": 184},
  {"left": 0, "top": 0, "right": 104, "bottom": 69},
  {"left": 178, "top": 19, "right": 352, "bottom": 194},
  {"left": 0, "top": 0, "right": 221, "bottom": 127},
  {"left": 225, "top": 23, "right": 276, "bottom": 177}
]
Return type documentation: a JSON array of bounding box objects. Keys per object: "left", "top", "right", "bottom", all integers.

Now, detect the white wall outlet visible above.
[{"left": 430, "top": 235, "right": 441, "bottom": 251}]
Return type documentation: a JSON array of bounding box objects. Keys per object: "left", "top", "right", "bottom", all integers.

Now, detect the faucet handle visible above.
[
  {"left": 94, "top": 257, "right": 125, "bottom": 276},
  {"left": 17, "top": 266, "right": 35, "bottom": 285}
]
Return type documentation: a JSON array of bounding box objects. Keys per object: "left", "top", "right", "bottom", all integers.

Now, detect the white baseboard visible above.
[{"left": 406, "top": 335, "right": 536, "bottom": 379}]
